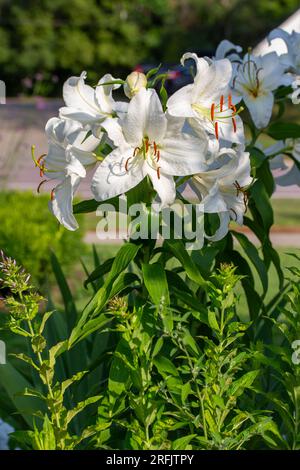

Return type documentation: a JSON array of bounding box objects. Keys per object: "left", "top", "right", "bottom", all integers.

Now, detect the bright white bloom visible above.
[
  {"left": 124, "top": 71, "right": 147, "bottom": 99},
  {"left": 59, "top": 71, "right": 125, "bottom": 135},
  {"left": 189, "top": 147, "right": 252, "bottom": 240},
  {"left": 268, "top": 29, "right": 300, "bottom": 74},
  {"left": 232, "top": 52, "right": 291, "bottom": 128},
  {"left": 92, "top": 88, "right": 209, "bottom": 206},
  {"left": 0, "top": 419, "right": 14, "bottom": 450},
  {"left": 291, "top": 76, "right": 300, "bottom": 104},
  {"left": 215, "top": 40, "right": 242, "bottom": 62},
  {"left": 41, "top": 117, "right": 101, "bottom": 230},
  {"left": 270, "top": 139, "right": 300, "bottom": 187},
  {"left": 167, "top": 54, "right": 244, "bottom": 144}
]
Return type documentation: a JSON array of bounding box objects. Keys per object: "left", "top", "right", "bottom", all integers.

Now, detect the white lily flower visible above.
[
  {"left": 268, "top": 29, "right": 300, "bottom": 74},
  {"left": 231, "top": 52, "right": 291, "bottom": 128},
  {"left": 272, "top": 138, "right": 300, "bottom": 187},
  {"left": 167, "top": 54, "right": 244, "bottom": 144},
  {"left": 91, "top": 87, "right": 209, "bottom": 206},
  {"left": 215, "top": 40, "right": 243, "bottom": 62},
  {"left": 40, "top": 117, "right": 101, "bottom": 230},
  {"left": 59, "top": 71, "right": 126, "bottom": 135},
  {"left": 189, "top": 147, "right": 252, "bottom": 239},
  {"left": 0, "top": 419, "right": 14, "bottom": 450}
]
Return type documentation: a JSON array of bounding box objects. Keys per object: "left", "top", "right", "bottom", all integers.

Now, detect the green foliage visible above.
[{"left": 0, "top": 191, "right": 85, "bottom": 285}]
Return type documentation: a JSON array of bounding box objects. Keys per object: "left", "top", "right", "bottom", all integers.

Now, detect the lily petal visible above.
[
  {"left": 147, "top": 167, "right": 176, "bottom": 207},
  {"left": 243, "top": 91, "right": 274, "bottom": 129},
  {"left": 50, "top": 174, "right": 81, "bottom": 231},
  {"left": 91, "top": 147, "right": 145, "bottom": 201}
]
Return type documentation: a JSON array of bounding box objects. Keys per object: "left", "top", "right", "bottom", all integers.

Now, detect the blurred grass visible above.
[{"left": 272, "top": 199, "right": 300, "bottom": 227}]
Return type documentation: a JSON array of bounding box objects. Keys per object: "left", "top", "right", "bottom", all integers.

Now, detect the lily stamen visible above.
[
  {"left": 125, "top": 157, "right": 132, "bottom": 172},
  {"left": 157, "top": 167, "right": 161, "bottom": 179},
  {"left": 37, "top": 179, "right": 47, "bottom": 193},
  {"left": 220, "top": 95, "right": 224, "bottom": 112},
  {"left": 232, "top": 117, "right": 237, "bottom": 133},
  {"left": 210, "top": 103, "right": 215, "bottom": 121},
  {"left": 215, "top": 122, "right": 219, "bottom": 140}
]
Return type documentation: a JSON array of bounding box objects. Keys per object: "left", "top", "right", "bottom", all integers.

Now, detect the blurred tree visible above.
[{"left": 0, "top": 0, "right": 298, "bottom": 95}]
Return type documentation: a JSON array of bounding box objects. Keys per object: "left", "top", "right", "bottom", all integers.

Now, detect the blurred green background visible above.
[{"left": 0, "top": 0, "right": 299, "bottom": 96}]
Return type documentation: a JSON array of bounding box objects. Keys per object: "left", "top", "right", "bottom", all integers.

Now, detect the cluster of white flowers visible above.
[
  {"left": 0, "top": 418, "right": 13, "bottom": 450},
  {"left": 38, "top": 27, "right": 299, "bottom": 239}
]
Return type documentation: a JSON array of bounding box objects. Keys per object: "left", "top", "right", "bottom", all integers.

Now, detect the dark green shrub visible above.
[{"left": 0, "top": 191, "right": 85, "bottom": 284}]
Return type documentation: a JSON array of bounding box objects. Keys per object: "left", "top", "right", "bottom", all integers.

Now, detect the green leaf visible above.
[
  {"left": 232, "top": 231, "right": 268, "bottom": 294},
  {"left": 73, "top": 199, "right": 99, "bottom": 214},
  {"left": 50, "top": 252, "right": 77, "bottom": 331},
  {"left": 249, "top": 147, "right": 268, "bottom": 169},
  {"left": 142, "top": 262, "right": 170, "bottom": 306},
  {"left": 172, "top": 434, "right": 196, "bottom": 450},
  {"left": 153, "top": 356, "right": 179, "bottom": 377},
  {"left": 229, "top": 370, "right": 260, "bottom": 396},
  {"left": 146, "top": 63, "right": 161, "bottom": 79},
  {"left": 73, "top": 196, "right": 118, "bottom": 214},
  {"left": 181, "top": 382, "right": 192, "bottom": 404},
  {"left": 267, "top": 122, "right": 300, "bottom": 140},
  {"left": 109, "top": 339, "right": 131, "bottom": 398},
  {"left": 70, "top": 243, "right": 141, "bottom": 346},
  {"left": 84, "top": 257, "right": 114, "bottom": 288},
  {"left": 208, "top": 310, "right": 220, "bottom": 332},
  {"left": 0, "top": 363, "right": 43, "bottom": 428},
  {"left": 164, "top": 240, "right": 207, "bottom": 287}
]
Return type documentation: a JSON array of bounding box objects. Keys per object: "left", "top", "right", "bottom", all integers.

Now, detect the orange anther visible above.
[
  {"left": 125, "top": 157, "right": 131, "bottom": 172},
  {"left": 50, "top": 189, "right": 55, "bottom": 201},
  {"left": 145, "top": 138, "right": 150, "bottom": 153},
  {"left": 157, "top": 167, "right": 161, "bottom": 179},
  {"left": 232, "top": 117, "right": 237, "bottom": 133},
  {"left": 228, "top": 94, "right": 232, "bottom": 108},
  {"left": 37, "top": 179, "right": 47, "bottom": 193},
  {"left": 220, "top": 95, "right": 224, "bottom": 112},
  {"left": 214, "top": 122, "right": 219, "bottom": 140},
  {"left": 154, "top": 142, "right": 157, "bottom": 155},
  {"left": 210, "top": 103, "right": 215, "bottom": 121},
  {"left": 133, "top": 147, "right": 140, "bottom": 157},
  {"left": 156, "top": 150, "right": 160, "bottom": 162}
]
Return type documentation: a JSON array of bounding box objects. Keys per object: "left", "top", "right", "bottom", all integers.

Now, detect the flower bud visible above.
[{"left": 124, "top": 71, "right": 147, "bottom": 98}]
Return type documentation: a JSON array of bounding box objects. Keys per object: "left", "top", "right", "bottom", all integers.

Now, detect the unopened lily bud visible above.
[{"left": 124, "top": 71, "right": 147, "bottom": 98}]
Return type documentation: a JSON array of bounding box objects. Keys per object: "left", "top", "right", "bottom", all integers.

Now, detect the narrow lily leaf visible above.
[
  {"left": 164, "top": 240, "right": 207, "bottom": 287},
  {"left": 69, "top": 243, "right": 141, "bottom": 346},
  {"left": 232, "top": 231, "right": 268, "bottom": 295},
  {"left": 51, "top": 252, "right": 77, "bottom": 331},
  {"left": 142, "top": 262, "right": 170, "bottom": 306},
  {"left": 267, "top": 122, "right": 300, "bottom": 140},
  {"left": 0, "top": 363, "right": 44, "bottom": 428}
]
